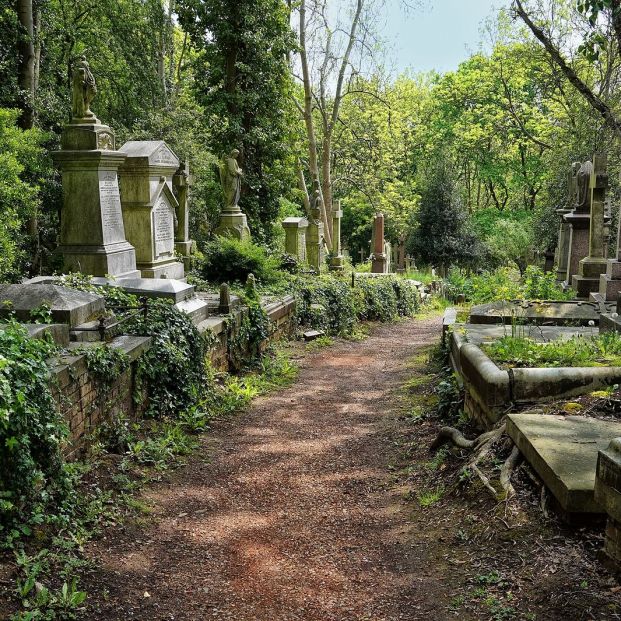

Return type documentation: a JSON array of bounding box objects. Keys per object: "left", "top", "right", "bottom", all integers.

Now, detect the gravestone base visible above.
[
  {"left": 572, "top": 257, "right": 608, "bottom": 298},
  {"left": 598, "top": 260, "right": 621, "bottom": 301},
  {"left": 57, "top": 243, "right": 140, "bottom": 279},
  {"left": 137, "top": 259, "right": 185, "bottom": 280},
  {"left": 371, "top": 253, "right": 387, "bottom": 274},
  {"left": 329, "top": 255, "right": 345, "bottom": 271},
  {"left": 215, "top": 212, "right": 251, "bottom": 241},
  {"left": 565, "top": 214, "right": 591, "bottom": 287}
]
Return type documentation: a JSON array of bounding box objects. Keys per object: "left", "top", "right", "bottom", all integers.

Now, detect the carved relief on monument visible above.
[{"left": 97, "top": 131, "right": 115, "bottom": 151}]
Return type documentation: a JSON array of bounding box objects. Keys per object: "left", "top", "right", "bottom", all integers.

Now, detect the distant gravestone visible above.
[
  {"left": 118, "top": 141, "right": 185, "bottom": 279},
  {"left": 53, "top": 57, "right": 139, "bottom": 278},
  {"left": 173, "top": 160, "right": 195, "bottom": 268},
  {"left": 556, "top": 162, "right": 580, "bottom": 283},
  {"left": 306, "top": 189, "right": 325, "bottom": 272},
  {"left": 282, "top": 217, "right": 308, "bottom": 262},
  {"left": 371, "top": 213, "right": 387, "bottom": 274},
  {"left": 215, "top": 149, "right": 251, "bottom": 240},
  {"left": 329, "top": 200, "right": 344, "bottom": 271}
]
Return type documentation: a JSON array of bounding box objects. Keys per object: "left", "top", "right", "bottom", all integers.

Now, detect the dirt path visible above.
[{"left": 81, "top": 317, "right": 443, "bottom": 620}]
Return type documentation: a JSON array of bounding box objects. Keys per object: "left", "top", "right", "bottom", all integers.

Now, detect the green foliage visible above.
[
  {"left": 483, "top": 331, "right": 621, "bottom": 368},
  {"left": 84, "top": 346, "right": 130, "bottom": 389},
  {"left": 198, "top": 237, "right": 284, "bottom": 284},
  {"left": 445, "top": 266, "right": 573, "bottom": 304},
  {"left": 177, "top": 0, "right": 297, "bottom": 242},
  {"left": 0, "top": 321, "right": 68, "bottom": 535}
]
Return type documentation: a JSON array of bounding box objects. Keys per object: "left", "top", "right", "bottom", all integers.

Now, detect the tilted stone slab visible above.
[
  {"left": 0, "top": 284, "right": 105, "bottom": 327},
  {"left": 507, "top": 413, "right": 621, "bottom": 514},
  {"left": 91, "top": 277, "right": 194, "bottom": 302}
]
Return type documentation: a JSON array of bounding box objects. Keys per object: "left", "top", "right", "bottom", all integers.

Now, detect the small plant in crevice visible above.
[{"left": 435, "top": 371, "right": 464, "bottom": 423}]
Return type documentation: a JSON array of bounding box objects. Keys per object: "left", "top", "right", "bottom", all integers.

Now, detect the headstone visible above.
[
  {"left": 246, "top": 273, "right": 257, "bottom": 296},
  {"left": 306, "top": 189, "right": 325, "bottom": 272},
  {"left": 214, "top": 149, "right": 251, "bottom": 240},
  {"left": 282, "top": 217, "right": 308, "bottom": 262},
  {"left": 599, "top": 169, "right": 621, "bottom": 301},
  {"left": 371, "top": 213, "right": 387, "bottom": 274},
  {"left": 53, "top": 57, "right": 139, "bottom": 279},
  {"left": 329, "top": 200, "right": 344, "bottom": 271},
  {"left": 396, "top": 234, "right": 406, "bottom": 274},
  {"left": 572, "top": 154, "right": 609, "bottom": 298},
  {"left": 219, "top": 283, "right": 232, "bottom": 314},
  {"left": 118, "top": 141, "right": 185, "bottom": 279},
  {"left": 385, "top": 241, "right": 392, "bottom": 273},
  {"left": 173, "top": 160, "right": 195, "bottom": 269},
  {"left": 556, "top": 163, "right": 580, "bottom": 282},
  {"left": 544, "top": 251, "right": 555, "bottom": 273}
]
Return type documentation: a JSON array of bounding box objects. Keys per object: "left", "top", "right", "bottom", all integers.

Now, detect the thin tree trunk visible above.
[{"left": 16, "top": 0, "right": 35, "bottom": 129}]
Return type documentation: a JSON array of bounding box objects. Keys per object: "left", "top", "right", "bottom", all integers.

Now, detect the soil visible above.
[{"left": 17, "top": 315, "right": 621, "bottom": 619}]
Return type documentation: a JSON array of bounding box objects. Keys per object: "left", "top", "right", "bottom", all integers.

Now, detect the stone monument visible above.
[
  {"left": 53, "top": 56, "right": 139, "bottom": 278},
  {"left": 215, "top": 149, "right": 250, "bottom": 240},
  {"left": 173, "top": 160, "right": 195, "bottom": 269},
  {"left": 599, "top": 170, "right": 621, "bottom": 301},
  {"left": 329, "top": 200, "right": 344, "bottom": 271},
  {"left": 118, "top": 141, "right": 185, "bottom": 279},
  {"left": 306, "top": 189, "right": 325, "bottom": 272},
  {"left": 572, "top": 154, "right": 609, "bottom": 298},
  {"left": 555, "top": 162, "right": 580, "bottom": 283},
  {"left": 371, "top": 213, "right": 387, "bottom": 274},
  {"left": 282, "top": 217, "right": 308, "bottom": 262}
]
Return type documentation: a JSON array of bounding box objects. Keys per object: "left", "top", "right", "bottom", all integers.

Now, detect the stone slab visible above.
[
  {"left": 0, "top": 323, "right": 70, "bottom": 347},
  {"left": 507, "top": 413, "right": 621, "bottom": 513},
  {"left": 303, "top": 330, "right": 325, "bottom": 341},
  {"left": 91, "top": 277, "right": 194, "bottom": 303},
  {"left": 455, "top": 323, "right": 596, "bottom": 346},
  {"left": 0, "top": 284, "right": 105, "bottom": 327},
  {"left": 469, "top": 300, "right": 614, "bottom": 326}
]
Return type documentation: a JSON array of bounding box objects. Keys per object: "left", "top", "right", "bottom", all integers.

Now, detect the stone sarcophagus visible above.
[{"left": 118, "top": 141, "right": 185, "bottom": 280}]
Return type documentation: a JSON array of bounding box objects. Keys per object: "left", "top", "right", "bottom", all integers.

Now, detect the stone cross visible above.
[{"left": 329, "top": 200, "right": 344, "bottom": 271}]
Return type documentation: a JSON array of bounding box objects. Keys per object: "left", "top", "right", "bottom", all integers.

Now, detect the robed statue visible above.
[
  {"left": 71, "top": 56, "right": 97, "bottom": 121},
  {"left": 575, "top": 159, "right": 594, "bottom": 211},
  {"left": 219, "top": 149, "right": 243, "bottom": 211}
]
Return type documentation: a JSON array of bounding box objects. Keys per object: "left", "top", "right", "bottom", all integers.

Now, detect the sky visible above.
[{"left": 381, "top": 0, "right": 507, "bottom": 75}]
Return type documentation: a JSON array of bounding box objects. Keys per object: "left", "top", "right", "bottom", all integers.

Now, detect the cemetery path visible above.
[{"left": 80, "top": 315, "right": 448, "bottom": 621}]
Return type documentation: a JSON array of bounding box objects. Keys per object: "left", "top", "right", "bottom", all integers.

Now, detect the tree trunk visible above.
[{"left": 16, "top": 0, "right": 36, "bottom": 129}]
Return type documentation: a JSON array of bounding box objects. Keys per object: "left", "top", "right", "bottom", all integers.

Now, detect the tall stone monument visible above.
[
  {"left": 564, "top": 158, "right": 595, "bottom": 288},
  {"left": 118, "top": 141, "right": 185, "bottom": 279},
  {"left": 282, "top": 217, "right": 308, "bottom": 262},
  {"left": 371, "top": 213, "right": 387, "bottom": 274},
  {"left": 173, "top": 160, "right": 195, "bottom": 269},
  {"left": 215, "top": 149, "right": 250, "bottom": 240},
  {"left": 599, "top": 170, "right": 621, "bottom": 301},
  {"left": 329, "top": 200, "right": 344, "bottom": 271},
  {"left": 572, "top": 154, "right": 609, "bottom": 298},
  {"left": 306, "top": 190, "right": 325, "bottom": 272},
  {"left": 556, "top": 162, "right": 580, "bottom": 283},
  {"left": 53, "top": 56, "right": 139, "bottom": 278}
]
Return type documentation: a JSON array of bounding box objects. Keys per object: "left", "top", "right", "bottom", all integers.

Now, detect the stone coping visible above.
[
  {"left": 0, "top": 323, "right": 70, "bottom": 347},
  {"left": 450, "top": 331, "right": 621, "bottom": 426}
]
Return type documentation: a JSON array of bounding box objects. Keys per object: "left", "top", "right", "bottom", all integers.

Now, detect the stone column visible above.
[
  {"left": 173, "top": 160, "right": 195, "bottom": 269},
  {"left": 600, "top": 173, "right": 621, "bottom": 300},
  {"left": 572, "top": 154, "right": 609, "bottom": 298},
  {"left": 282, "top": 217, "right": 308, "bottom": 262},
  {"left": 329, "top": 201, "right": 344, "bottom": 271},
  {"left": 371, "top": 213, "right": 387, "bottom": 274},
  {"left": 53, "top": 121, "right": 140, "bottom": 279},
  {"left": 306, "top": 205, "right": 325, "bottom": 273}
]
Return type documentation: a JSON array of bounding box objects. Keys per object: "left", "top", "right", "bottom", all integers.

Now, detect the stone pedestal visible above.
[
  {"left": 555, "top": 208, "right": 573, "bottom": 282},
  {"left": 53, "top": 124, "right": 140, "bottom": 279},
  {"left": 329, "top": 204, "right": 344, "bottom": 271},
  {"left": 118, "top": 141, "right": 185, "bottom": 280},
  {"left": 282, "top": 217, "right": 308, "bottom": 262},
  {"left": 173, "top": 161, "right": 195, "bottom": 270},
  {"left": 371, "top": 213, "right": 387, "bottom": 274},
  {"left": 595, "top": 438, "right": 621, "bottom": 567},
  {"left": 215, "top": 211, "right": 251, "bottom": 241},
  {"left": 573, "top": 154, "right": 608, "bottom": 298}
]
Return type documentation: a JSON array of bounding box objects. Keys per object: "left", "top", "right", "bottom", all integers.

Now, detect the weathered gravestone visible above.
[
  {"left": 556, "top": 162, "right": 580, "bottom": 283},
  {"left": 329, "top": 200, "right": 344, "bottom": 271},
  {"left": 371, "top": 213, "right": 387, "bottom": 274},
  {"left": 215, "top": 149, "right": 251, "bottom": 240},
  {"left": 53, "top": 57, "right": 139, "bottom": 278},
  {"left": 282, "top": 217, "right": 308, "bottom": 262},
  {"left": 598, "top": 170, "right": 621, "bottom": 301},
  {"left": 572, "top": 154, "right": 609, "bottom": 298},
  {"left": 118, "top": 141, "right": 185, "bottom": 280},
  {"left": 173, "top": 160, "right": 195, "bottom": 269}
]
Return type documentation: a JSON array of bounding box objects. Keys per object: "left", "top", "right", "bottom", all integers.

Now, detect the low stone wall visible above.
[
  {"left": 54, "top": 296, "right": 297, "bottom": 455},
  {"left": 52, "top": 336, "right": 151, "bottom": 459}
]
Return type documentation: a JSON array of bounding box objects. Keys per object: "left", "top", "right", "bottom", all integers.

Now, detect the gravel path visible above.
[{"left": 82, "top": 316, "right": 443, "bottom": 620}]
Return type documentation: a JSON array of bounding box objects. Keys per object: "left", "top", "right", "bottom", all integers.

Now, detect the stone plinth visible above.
[
  {"left": 214, "top": 212, "right": 251, "bottom": 241},
  {"left": 306, "top": 216, "right": 324, "bottom": 273},
  {"left": 329, "top": 205, "right": 344, "bottom": 271},
  {"left": 282, "top": 217, "right": 308, "bottom": 262},
  {"left": 53, "top": 141, "right": 140, "bottom": 279},
  {"left": 595, "top": 438, "right": 621, "bottom": 565},
  {"left": 172, "top": 161, "right": 195, "bottom": 268},
  {"left": 118, "top": 141, "right": 185, "bottom": 280},
  {"left": 565, "top": 212, "right": 591, "bottom": 288}
]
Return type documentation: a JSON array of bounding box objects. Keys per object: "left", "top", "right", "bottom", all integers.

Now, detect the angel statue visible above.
[
  {"left": 219, "top": 149, "right": 243, "bottom": 211},
  {"left": 71, "top": 56, "right": 97, "bottom": 121}
]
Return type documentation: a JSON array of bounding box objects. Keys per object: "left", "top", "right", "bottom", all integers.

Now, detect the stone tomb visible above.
[
  {"left": 282, "top": 217, "right": 308, "bottom": 262},
  {"left": 118, "top": 141, "right": 185, "bottom": 279},
  {"left": 508, "top": 413, "right": 621, "bottom": 515}
]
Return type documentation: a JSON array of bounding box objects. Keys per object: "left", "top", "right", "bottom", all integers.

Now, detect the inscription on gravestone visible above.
[
  {"left": 100, "top": 172, "right": 124, "bottom": 231},
  {"left": 153, "top": 197, "right": 175, "bottom": 257},
  {"left": 153, "top": 145, "right": 177, "bottom": 166}
]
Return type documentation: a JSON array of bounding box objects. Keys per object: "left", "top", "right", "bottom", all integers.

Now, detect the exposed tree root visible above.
[{"left": 500, "top": 445, "right": 522, "bottom": 499}]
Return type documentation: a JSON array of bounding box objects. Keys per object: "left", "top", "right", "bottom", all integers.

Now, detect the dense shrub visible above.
[
  {"left": 0, "top": 321, "right": 69, "bottom": 533},
  {"left": 199, "top": 236, "right": 284, "bottom": 284}
]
